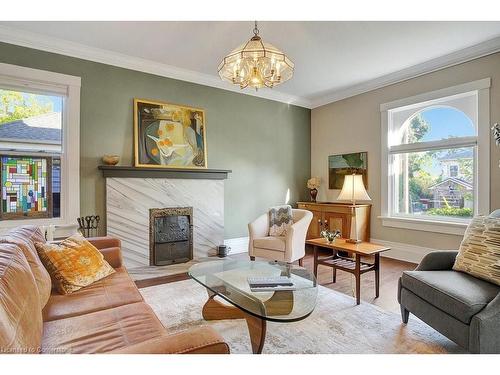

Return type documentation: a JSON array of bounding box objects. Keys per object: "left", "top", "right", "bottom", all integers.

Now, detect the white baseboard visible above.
[
  {"left": 370, "top": 238, "right": 452, "bottom": 264},
  {"left": 223, "top": 236, "right": 448, "bottom": 264},
  {"left": 224, "top": 236, "right": 249, "bottom": 255}
]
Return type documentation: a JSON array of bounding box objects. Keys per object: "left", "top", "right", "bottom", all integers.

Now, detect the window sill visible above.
[
  {"left": 378, "top": 216, "right": 468, "bottom": 236},
  {"left": 0, "top": 218, "right": 78, "bottom": 238}
]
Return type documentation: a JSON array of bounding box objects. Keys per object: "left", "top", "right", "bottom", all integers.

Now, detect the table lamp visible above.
[{"left": 337, "top": 174, "right": 371, "bottom": 243}]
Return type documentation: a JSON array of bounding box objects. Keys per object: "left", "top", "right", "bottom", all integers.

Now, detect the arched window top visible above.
[{"left": 398, "top": 106, "right": 475, "bottom": 145}]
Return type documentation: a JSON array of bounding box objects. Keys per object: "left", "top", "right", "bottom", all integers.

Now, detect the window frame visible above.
[
  {"left": 380, "top": 78, "right": 490, "bottom": 235},
  {"left": 0, "top": 62, "right": 80, "bottom": 235}
]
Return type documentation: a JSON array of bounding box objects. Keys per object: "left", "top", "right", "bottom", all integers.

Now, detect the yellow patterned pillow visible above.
[
  {"left": 453, "top": 215, "right": 500, "bottom": 286},
  {"left": 35, "top": 234, "right": 115, "bottom": 294}
]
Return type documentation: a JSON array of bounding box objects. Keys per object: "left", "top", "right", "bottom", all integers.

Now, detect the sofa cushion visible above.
[
  {"left": 453, "top": 215, "right": 500, "bottom": 286},
  {"left": 0, "top": 225, "right": 51, "bottom": 308},
  {"left": 35, "top": 234, "right": 115, "bottom": 294},
  {"left": 253, "top": 236, "right": 286, "bottom": 252},
  {"left": 43, "top": 267, "right": 143, "bottom": 322},
  {"left": 0, "top": 242, "right": 43, "bottom": 353},
  {"left": 41, "top": 302, "right": 166, "bottom": 353},
  {"left": 402, "top": 270, "right": 500, "bottom": 324}
]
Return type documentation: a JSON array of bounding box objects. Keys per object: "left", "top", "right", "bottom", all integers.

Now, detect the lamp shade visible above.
[{"left": 337, "top": 174, "right": 371, "bottom": 202}]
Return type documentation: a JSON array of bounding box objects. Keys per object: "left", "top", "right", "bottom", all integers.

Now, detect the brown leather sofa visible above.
[{"left": 0, "top": 225, "right": 229, "bottom": 354}]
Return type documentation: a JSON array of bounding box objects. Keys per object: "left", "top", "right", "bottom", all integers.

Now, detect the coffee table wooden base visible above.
[{"left": 202, "top": 292, "right": 267, "bottom": 354}]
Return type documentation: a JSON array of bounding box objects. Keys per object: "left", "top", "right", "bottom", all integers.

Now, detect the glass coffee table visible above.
[{"left": 188, "top": 259, "right": 317, "bottom": 354}]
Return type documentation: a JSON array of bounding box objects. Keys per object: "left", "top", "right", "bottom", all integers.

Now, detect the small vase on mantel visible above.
[{"left": 307, "top": 177, "right": 321, "bottom": 202}]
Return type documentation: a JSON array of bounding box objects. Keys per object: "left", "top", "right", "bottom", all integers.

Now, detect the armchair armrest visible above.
[
  {"left": 248, "top": 213, "right": 269, "bottom": 238},
  {"left": 110, "top": 326, "right": 230, "bottom": 354},
  {"left": 285, "top": 210, "right": 312, "bottom": 262},
  {"left": 248, "top": 214, "right": 269, "bottom": 255},
  {"left": 470, "top": 292, "right": 500, "bottom": 353},
  {"left": 88, "top": 236, "right": 123, "bottom": 268},
  {"left": 415, "top": 251, "right": 458, "bottom": 271}
]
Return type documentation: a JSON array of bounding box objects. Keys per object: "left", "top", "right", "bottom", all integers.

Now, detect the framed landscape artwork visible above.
[
  {"left": 133, "top": 98, "right": 207, "bottom": 169},
  {"left": 328, "top": 152, "right": 368, "bottom": 189}
]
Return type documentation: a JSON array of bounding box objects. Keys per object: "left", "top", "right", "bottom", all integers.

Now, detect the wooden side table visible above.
[{"left": 306, "top": 238, "right": 390, "bottom": 305}]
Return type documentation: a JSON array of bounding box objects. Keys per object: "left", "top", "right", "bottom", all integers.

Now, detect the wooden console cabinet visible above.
[{"left": 297, "top": 202, "right": 371, "bottom": 241}]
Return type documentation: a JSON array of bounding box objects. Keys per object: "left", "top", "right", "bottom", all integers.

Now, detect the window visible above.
[
  {"left": 0, "top": 62, "right": 80, "bottom": 233},
  {"left": 380, "top": 79, "right": 490, "bottom": 235},
  {"left": 0, "top": 90, "right": 62, "bottom": 219},
  {"left": 449, "top": 165, "right": 459, "bottom": 178}
]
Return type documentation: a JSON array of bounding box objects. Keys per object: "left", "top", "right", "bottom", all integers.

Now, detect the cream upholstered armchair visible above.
[{"left": 248, "top": 209, "right": 313, "bottom": 265}]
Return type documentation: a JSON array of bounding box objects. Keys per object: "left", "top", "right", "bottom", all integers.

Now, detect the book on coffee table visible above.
[{"left": 247, "top": 276, "right": 297, "bottom": 292}]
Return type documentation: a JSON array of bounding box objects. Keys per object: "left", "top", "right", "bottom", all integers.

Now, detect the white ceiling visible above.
[{"left": 1, "top": 21, "right": 500, "bottom": 108}]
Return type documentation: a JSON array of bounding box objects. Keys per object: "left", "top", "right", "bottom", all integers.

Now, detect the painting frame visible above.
[
  {"left": 328, "top": 151, "right": 368, "bottom": 190},
  {"left": 133, "top": 98, "right": 208, "bottom": 169}
]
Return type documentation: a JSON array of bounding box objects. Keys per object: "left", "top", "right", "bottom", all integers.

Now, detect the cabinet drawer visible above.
[{"left": 298, "top": 203, "right": 318, "bottom": 210}]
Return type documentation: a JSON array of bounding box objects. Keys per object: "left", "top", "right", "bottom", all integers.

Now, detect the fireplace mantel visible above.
[{"left": 98, "top": 165, "right": 231, "bottom": 180}]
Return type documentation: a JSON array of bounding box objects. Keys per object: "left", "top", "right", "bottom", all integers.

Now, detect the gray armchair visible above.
[{"left": 398, "top": 251, "right": 500, "bottom": 353}]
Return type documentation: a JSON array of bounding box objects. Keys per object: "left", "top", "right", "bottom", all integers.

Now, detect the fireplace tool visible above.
[{"left": 77, "top": 215, "right": 100, "bottom": 237}]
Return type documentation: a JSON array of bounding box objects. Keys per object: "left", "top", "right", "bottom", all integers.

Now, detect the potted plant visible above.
[
  {"left": 307, "top": 177, "right": 321, "bottom": 202},
  {"left": 320, "top": 229, "right": 341, "bottom": 244}
]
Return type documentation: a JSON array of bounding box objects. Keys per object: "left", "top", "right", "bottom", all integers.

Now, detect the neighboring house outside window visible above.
[
  {"left": 0, "top": 63, "right": 80, "bottom": 236},
  {"left": 380, "top": 79, "right": 490, "bottom": 235},
  {"left": 428, "top": 150, "right": 473, "bottom": 210},
  {"left": 448, "top": 164, "right": 459, "bottom": 178}
]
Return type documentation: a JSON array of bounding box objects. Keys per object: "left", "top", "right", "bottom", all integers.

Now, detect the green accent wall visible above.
[{"left": 0, "top": 42, "right": 311, "bottom": 238}]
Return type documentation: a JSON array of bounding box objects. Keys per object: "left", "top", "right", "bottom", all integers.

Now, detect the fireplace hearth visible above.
[{"left": 149, "top": 207, "right": 193, "bottom": 266}]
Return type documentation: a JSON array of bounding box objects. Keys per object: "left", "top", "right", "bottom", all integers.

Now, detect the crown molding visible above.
[
  {"left": 1, "top": 24, "right": 499, "bottom": 110},
  {"left": 0, "top": 25, "right": 313, "bottom": 109},
  {"left": 310, "top": 35, "right": 500, "bottom": 108}
]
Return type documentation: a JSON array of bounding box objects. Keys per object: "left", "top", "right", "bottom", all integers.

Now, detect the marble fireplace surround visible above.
[{"left": 100, "top": 166, "right": 231, "bottom": 270}]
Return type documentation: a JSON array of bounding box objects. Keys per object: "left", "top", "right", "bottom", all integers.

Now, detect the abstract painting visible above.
[
  {"left": 134, "top": 98, "right": 207, "bottom": 169},
  {"left": 0, "top": 156, "right": 52, "bottom": 219},
  {"left": 328, "top": 152, "right": 368, "bottom": 190}
]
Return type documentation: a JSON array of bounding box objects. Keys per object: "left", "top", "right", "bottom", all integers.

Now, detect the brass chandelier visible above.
[{"left": 218, "top": 21, "right": 294, "bottom": 90}]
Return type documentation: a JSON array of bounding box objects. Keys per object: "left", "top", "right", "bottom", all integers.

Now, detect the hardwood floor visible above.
[
  {"left": 135, "top": 272, "right": 190, "bottom": 289},
  {"left": 137, "top": 248, "right": 416, "bottom": 313}
]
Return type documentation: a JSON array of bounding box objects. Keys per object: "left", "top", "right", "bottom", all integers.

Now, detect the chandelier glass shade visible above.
[{"left": 218, "top": 22, "right": 294, "bottom": 90}]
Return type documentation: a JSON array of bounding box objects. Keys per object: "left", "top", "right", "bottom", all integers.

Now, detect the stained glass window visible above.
[
  {"left": 0, "top": 86, "right": 64, "bottom": 222},
  {"left": 0, "top": 156, "right": 52, "bottom": 218}
]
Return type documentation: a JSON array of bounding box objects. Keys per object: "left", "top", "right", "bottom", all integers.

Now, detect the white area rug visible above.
[{"left": 140, "top": 279, "right": 465, "bottom": 354}]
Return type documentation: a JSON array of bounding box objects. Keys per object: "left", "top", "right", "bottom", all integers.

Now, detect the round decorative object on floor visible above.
[{"left": 217, "top": 245, "right": 231, "bottom": 257}]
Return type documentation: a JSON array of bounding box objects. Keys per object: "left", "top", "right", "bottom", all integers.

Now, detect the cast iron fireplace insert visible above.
[{"left": 149, "top": 207, "right": 193, "bottom": 266}]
